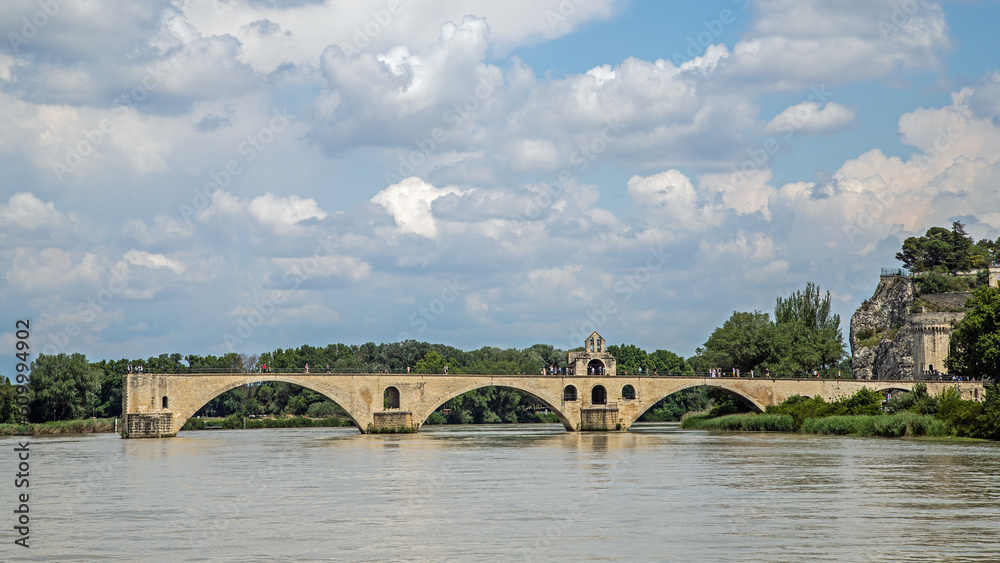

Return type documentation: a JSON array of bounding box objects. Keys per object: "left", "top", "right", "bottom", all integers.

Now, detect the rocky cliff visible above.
[{"left": 850, "top": 275, "right": 915, "bottom": 380}]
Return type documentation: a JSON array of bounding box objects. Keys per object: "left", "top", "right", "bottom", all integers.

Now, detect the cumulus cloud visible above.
[
  {"left": 5, "top": 248, "right": 103, "bottom": 293},
  {"left": 763, "top": 101, "right": 855, "bottom": 135},
  {"left": 249, "top": 193, "right": 329, "bottom": 235},
  {"left": 123, "top": 250, "right": 187, "bottom": 275},
  {"left": 722, "top": 0, "right": 951, "bottom": 89},
  {"left": 271, "top": 254, "right": 372, "bottom": 282},
  {"left": 0, "top": 192, "right": 65, "bottom": 230},
  {"left": 371, "top": 176, "right": 461, "bottom": 238}
]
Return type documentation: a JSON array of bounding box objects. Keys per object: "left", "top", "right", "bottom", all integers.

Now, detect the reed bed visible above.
[
  {"left": 0, "top": 418, "right": 117, "bottom": 436},
  {"left": 680, "top": 413, "right": 794, "bottom": 432}
]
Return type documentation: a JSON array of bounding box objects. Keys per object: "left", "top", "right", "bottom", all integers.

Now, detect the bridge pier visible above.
[
  {"left": 122, "top": 412, "right": 176, "bottom": 438},
  {"left": 369, "top": 411, "right": 418, "bottom": 433},
  {"left": 580, "top": 405, "right": 626, "bottom": 431}
]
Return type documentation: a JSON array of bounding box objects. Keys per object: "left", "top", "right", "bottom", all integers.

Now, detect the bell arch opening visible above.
[
  {"left": 591, "top": 385, "right": 607, "bottom": 405},
  {"left": 563, "top": 385, "right": 578, "bottom": 401},
  {"left": 384, "top": 386, "right": 401, "bottom": 410}
]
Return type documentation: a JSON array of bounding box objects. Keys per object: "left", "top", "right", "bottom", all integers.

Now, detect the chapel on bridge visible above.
[{"left": 567, "top": 331, "right": 617, "bottom": 376}]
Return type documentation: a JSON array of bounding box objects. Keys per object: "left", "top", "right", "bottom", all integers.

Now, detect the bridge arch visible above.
[
  {"left": 172, "top": 375, "right": 366, "bottom": 434},
  {"left": 411, "top": 381, "right": 575, "bottom": 432},
  {"left": 626, "top": 381, "right": 767, "bottom": 429}
]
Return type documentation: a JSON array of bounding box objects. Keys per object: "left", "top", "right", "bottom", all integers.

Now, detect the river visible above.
[{"left": 3, "top": 424, "right": 999, "bottom": 562}]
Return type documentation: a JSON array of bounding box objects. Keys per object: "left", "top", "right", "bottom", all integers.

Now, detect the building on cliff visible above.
[{"left": 850, "top": 267, "right": 1000, "bottom": 380}]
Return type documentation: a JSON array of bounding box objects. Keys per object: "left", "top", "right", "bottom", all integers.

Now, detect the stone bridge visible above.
[{"left": 121, "top": 372, "right": 985, "bottom": 438}]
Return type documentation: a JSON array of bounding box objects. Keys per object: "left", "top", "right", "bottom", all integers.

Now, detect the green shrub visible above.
[
  {"left": 681, "top": 413, "right": 793, "bottom": 432},
  {"left": 856, "top": 328, "right": 875, "bottom": 341},
  {"left": 306, "top": 401, "right": 344, "bottom": 418},
  {"left": 766, "top": 395, "right": 845, "bottom": 429},
  {"left": 182, "top": 417, "right": 206, "bottom": 430},
  {"left": 915, "top": 272, "right": 969, "bottom": 294},
  {"left": 425, "top": 412, "right": 446, "bottom": 425},
  {"left": 800, "top": 412, "right": 951, "bottom": 437}
]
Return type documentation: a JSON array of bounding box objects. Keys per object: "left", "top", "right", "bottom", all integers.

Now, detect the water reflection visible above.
[{"left": 3, "top": 425, "right": 999, "bottom": 562}]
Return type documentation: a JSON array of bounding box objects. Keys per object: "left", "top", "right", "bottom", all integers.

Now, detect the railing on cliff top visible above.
[{"left": 881, "top": 267, "right": 910, "bottom": 277}]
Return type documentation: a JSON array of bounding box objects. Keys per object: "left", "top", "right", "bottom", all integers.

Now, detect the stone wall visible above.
[
  {"left": 920, "top": 293, "right": 971, "bottom": 311},
  {"left": 370, "top": 411, "right": 415, "bottom": 433},
  {"left": 580, "top": 407, "right": 621, "bottom": 431},
  {"left": 124, "top": 413, "right": 174, "bottom": 438}
]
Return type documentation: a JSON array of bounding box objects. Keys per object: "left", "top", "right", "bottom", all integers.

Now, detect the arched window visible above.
[
  {"left": 563, "top": 385, "right": 578, "bottom": 401},
  {"left": 587, "top": 359, "right": 605, "bottom": 375},
  {"left": 162, "top": 396, "right": 169, "bottom": 408},
  {"left": 384, "top": 386, "right": 400, "bottom": 410},
  {"left": 591, "top": 385, "right": 607, "bottom": 405},
  {"left": 621, "top": 385, "right": 636, "bottom": 400}
]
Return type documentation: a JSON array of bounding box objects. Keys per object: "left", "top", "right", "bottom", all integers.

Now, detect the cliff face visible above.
[{"left": 850, "top": 276, "right": 915, "bottom": 380}]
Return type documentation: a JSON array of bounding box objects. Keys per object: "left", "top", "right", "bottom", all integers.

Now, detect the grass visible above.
[
  {"left": 182, "top": 415, "right": 353, "bottom": 431},
  {"left": 0, "top": 418, "right": 117, "bottom": 436},
  {"left": 681, "top": 410, "right": 953, "bottom": 438},
  {"left": 800, "top": 412, "right": 952, "bottom": 438},
  {"left": 680, "top": 413, "right": 794, "bottom": 432}
]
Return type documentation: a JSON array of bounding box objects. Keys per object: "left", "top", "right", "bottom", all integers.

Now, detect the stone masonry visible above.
[{"left": 121, "top": 372, "right": 983, "bottom": 438}]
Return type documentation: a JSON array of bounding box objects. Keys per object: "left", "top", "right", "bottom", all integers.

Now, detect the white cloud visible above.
[
  {"left": 5, "top": 248, "right": 103, "bottom": 293},
  {"left": 123, "top": 250, "right": 187, "bottom": 275},
  {"left": 763, "top": 101, "right": 855, "bottom": 135},
  {"left": 271, "top": 254, "right": 372, "bottom": 282},
  {"left": 371, "top": 176, "right": 461, "bottom": 238},
  {"left": 249, "top": 193, "right": 329, "bottom": 235},
  {"left": 0, "top": 192, "right": 65, "bottom": 231}
]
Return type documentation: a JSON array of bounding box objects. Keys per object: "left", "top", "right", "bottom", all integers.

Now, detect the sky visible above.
[{"left": 2, "top": 0, "right": 1000, "bottom": 373}]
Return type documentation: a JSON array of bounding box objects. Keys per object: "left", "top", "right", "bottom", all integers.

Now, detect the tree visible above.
[
  {"left": 895, "top": 222, "right": 979, "bottom": 273},
  {"left": 946, "top": 286, "right": 1000, "bottom": 382},
  {"left": 773, "top": 282, "right": 845, "bottom": 372},
  {"left": 28, "top": 353, "right": 102, "bottom": 422},
  {"left": 648, "top": 349, "right": 695, "bottom": 375},
  {"left": 607, "top": 344, "right": 650, "bottom": 374},
  {"left": 0, "top": 375, "right": 18, "bottom": 423},
  {"left": 696, "top": 311, "right": 777, "bottom": 372},
  {"left": 414, "top": 350, "right": 447, "bottom": 373}
]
